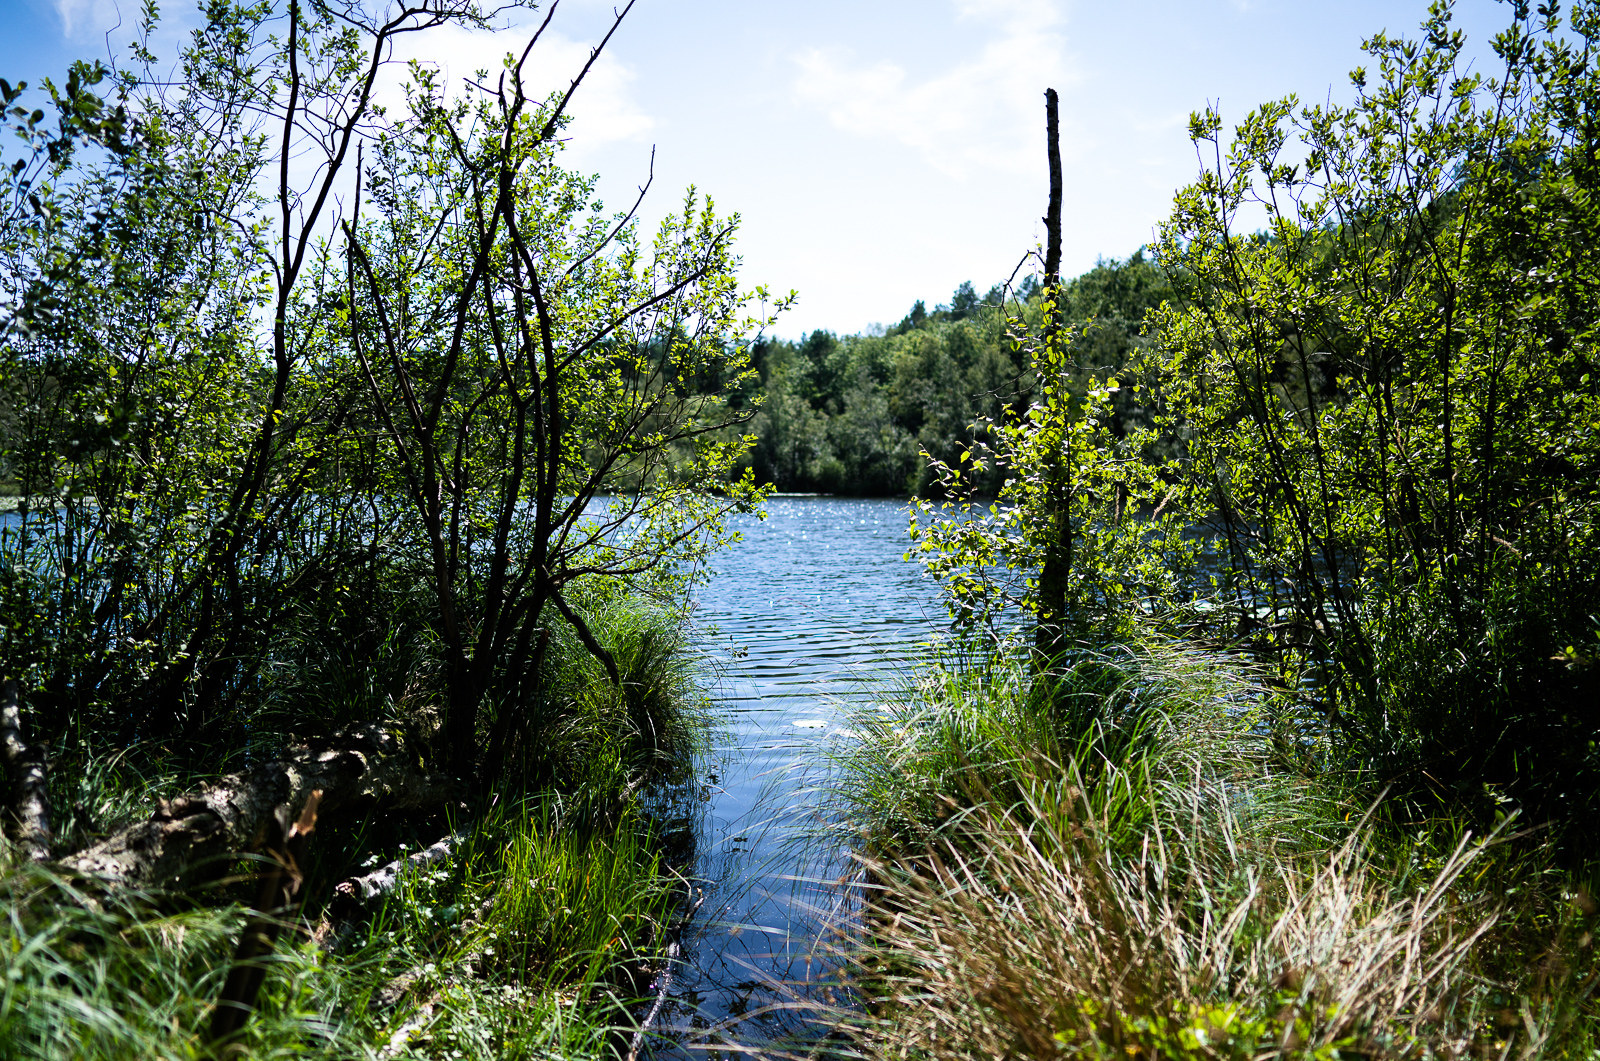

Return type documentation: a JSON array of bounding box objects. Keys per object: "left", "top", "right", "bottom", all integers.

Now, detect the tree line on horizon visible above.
[{"left": 734, "top": 255, "right": 1171, "bottom": 497}]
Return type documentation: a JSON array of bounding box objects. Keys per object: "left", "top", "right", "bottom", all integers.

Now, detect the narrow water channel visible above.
[{"left": 644, "top": 497, "right": 945, "bottom": 1058}]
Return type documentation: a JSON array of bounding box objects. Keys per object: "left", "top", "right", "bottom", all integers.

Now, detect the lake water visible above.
[
  {"left": 643, "top": 496, "right": 946, "bottom": 1057},
  {"left": 3, "top": 494, "right": 947, "bottom": 1052}
]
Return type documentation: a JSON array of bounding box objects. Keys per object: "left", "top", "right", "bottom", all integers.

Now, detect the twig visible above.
[
  {"left": 625, "top": 940, "right": 680, "bottom": 1061},
  {"left": 625, "top": 888, "right": 706, "bottom": 1061}
]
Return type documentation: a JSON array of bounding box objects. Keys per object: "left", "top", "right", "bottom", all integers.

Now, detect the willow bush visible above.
[{"left": 1139, "top": 0, "right": 1600, "bottom": 842}]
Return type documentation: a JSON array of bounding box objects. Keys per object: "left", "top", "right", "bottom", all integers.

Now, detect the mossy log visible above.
[{"left": 58, "top": 727, "right": 456, "bottom": 889}]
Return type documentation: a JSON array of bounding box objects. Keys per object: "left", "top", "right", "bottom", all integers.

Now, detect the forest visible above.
[
  {"left": 737, "top": 256, "right": 1169, "bottom": 498},
  {"left": 1, "top": 0, "right": 1599, "bottom": 1058}
]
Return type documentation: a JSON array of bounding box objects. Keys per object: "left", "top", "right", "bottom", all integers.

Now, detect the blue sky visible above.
[{"left": 0, "top": 0, "right": 1514, "bottom": 336}]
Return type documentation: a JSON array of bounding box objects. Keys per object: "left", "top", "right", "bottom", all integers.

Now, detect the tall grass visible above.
[
  {"left": 350, "top": 795, "right": 682, "bottom": 1059},
  {"left": 833, "top": 642, "right": 1600, "bottom": 1060},
  {"left": 475, "top": 797, "right": 677, "bottom": 986},
  {"left": 850, "top": 772, "right": 1508, "bottom": 1058},
  {"left": 0, "top": 863, "right": 379, "bottom": 1059},
  {"left": 0, "top": 585, "right": 709, "bottom": 1059},
  {"left": 837, "top": 641, "right": 1265, "bottom": 857},
  {"left": 496, "top": 591, "right": 709, "bottom": 797},
  {"left": 0, "top": 792, "right": 683, "bottom": 1059}
]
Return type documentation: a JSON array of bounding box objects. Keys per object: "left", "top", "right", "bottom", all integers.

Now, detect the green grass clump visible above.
[
  {"left": 833, "top": 641, "right": 1600, "bottom": 1060},
  {"left": 0, "top": 792, "right": 682, "bottom": 1060},
  {"left": 0, "top": 585, "right": 707, "bottom": 1059},
  {"left": 0, "top": 864, "right": 378, "bottom": 1059},
  {"left": 837, "top": 641, "right": 1264, "bottom": 857},
  {"left": 473, "top": 797, "right": 676, "bottom": 986},
  {"left": 482, "top": 590, "right": 709, "bottom": 801},
  {"left": 347, "top": 797, "right": 681, "bottom": 1059}
]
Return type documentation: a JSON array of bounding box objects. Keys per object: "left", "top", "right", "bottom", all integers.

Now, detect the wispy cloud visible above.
[
  {"left": 389, "top": 21, "right": 654, "bottom": 152},
  {"left": 952, "top": 0, "right": 1063, "bottom": 30},
  {"left": 791, "top": 0, "right": 1073, "bottom": 180},
  {"left": 53, "top": 0, "right": 123, "bottom": 40}
]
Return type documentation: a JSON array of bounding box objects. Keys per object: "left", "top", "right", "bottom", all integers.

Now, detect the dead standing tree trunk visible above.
[{"left": 1033, "top": 87, "right": 1072, "bottom": 667}]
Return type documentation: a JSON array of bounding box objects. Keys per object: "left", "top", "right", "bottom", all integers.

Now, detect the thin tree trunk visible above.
[
  {"left": 207, "top": 793, "right": 320, "bottom": 1058},
  {"left": 1, "top": 679, "right": 51, "bottom": 862},
  {"left": 1034, "top": 86, "right": 1072, "bottom": 666}
]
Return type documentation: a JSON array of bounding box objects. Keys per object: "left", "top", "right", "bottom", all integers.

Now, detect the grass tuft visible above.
[{"left": 832, "top": 640, "right": 1600, "bottom": 1060}]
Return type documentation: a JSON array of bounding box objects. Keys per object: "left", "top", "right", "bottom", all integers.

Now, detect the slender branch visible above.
[{"left": 551, "top": 590, "right": 620, "bottom": 686}]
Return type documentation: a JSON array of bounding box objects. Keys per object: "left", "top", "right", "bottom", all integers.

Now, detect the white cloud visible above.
[
  {"left": 953, "top": 0, "right": 1063, "bottom": 30},
  {"left": 791, "top": 0, "right": 1073, "bottom": 180},
  {"left": 52, "top": 0, "right": 124, "bottom": 40},
  {"left": 385, "top": 18, "right": 654, "bottom": 152}
]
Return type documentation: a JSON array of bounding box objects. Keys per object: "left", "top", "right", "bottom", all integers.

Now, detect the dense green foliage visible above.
[
  {"left": 0, "top": 0, "right": 768, "bottom": 778},
  {"left": 741, "top": 256, "right": 1170, "bottom": 497},
  {"left": 11, "top": 0, "right": 1600, "bottom": 1054},
  {"left": 905, "top": 282, "right": 1194, "bottom": 646},
  {"left": 0, "top": 790, "right": 681, "bottom": 1059},
  {"left": 907, "top": 1, "right": 1600, "bottom": 853},
  {"left": 848, "top": 6, "right": 1600, "bottom": 1048},
  {"left": 1145, "top": 0, "right": 1600, "bottom": 843},
  {"left": 0, "top": 3, "right": 738, "bottom": 1055}
]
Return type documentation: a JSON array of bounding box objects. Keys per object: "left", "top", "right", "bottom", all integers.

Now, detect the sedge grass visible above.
[
  {"left": 499, "top": 591, "right": 711, "bottom": 799},
  {"left": 830, "top": 640, "right": 1600, "bottom": 1060},
  {"left": 847, "top": 763, "right": 1510, "bottom": 1059},
  {"left": 836, "top": 640, "right": 1271, "bottom": 858},
  {"left": 469, "top": 796, "right": 677, "bottom": 988},
  {"left": 0, "top": 790, "right": 682, "bottom": 1059},
  {"left": 0, "top": 861, "right": 383, "bottom": 1059}
]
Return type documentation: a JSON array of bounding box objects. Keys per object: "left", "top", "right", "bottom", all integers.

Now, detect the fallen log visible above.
[
  {"left": 58, "top": 727, "right": 456, "bottom": 890},
  {"left": 1, "top": 679, "right": 52, "bottom": 862},
  {"left": 332, "top": 831, "right": 466, "bottom": 912}
]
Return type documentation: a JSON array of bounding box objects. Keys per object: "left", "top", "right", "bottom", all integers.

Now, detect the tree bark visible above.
[
  {"left": 1042, "top": 88, "right": 1063, "bottom": 299},
  {"left": 58, "top": 727, "right": 455, "bottom": 890},
  {"left": 208, "top": 793, "right": 321, "bottom": 1058},
  {"left": 1, "top": 679, "right": 52, "bottom": 862},
  {"left": 1035, "top": 87, "right": 1072, "bottom": 665},
  {"left": 331, "top": 830, "right": 465, "bottom": 913}
]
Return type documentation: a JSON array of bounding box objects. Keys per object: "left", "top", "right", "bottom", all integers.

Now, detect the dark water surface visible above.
[{"left": 644, "top": 497, "right": 945, "bottom": 1057}]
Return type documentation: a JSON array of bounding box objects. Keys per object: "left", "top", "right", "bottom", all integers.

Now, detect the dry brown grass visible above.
[
  {"left": 849, "top": 769, "right": 1506, "bottom": 1059},
  {"left": 822, "top": 646, "right": 1600, "bottom": 1061}
]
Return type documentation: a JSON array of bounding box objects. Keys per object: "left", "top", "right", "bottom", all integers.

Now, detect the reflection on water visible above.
[{"left": 644, "top": 497, "right": 944, "bottom": 1058}]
